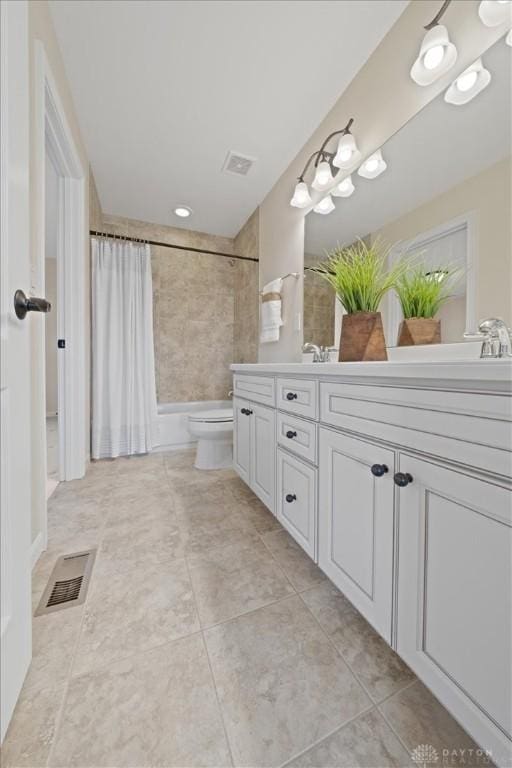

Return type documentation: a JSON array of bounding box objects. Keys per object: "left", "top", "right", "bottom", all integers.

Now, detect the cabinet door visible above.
[
  {"left": 397, "top": 455, "right": 512, "bottom": 765},
  {"left": 251, "top": 403, "right": 276, "bottom": 513},
  {"left": 276, "top": 448, "right": 317, "bottom": 559},
  {"left": 233, "top": 397, "right": 251, "bottom": 484},
  {"left": 318, "top": 427, "right": 395, "bottom": 642}
]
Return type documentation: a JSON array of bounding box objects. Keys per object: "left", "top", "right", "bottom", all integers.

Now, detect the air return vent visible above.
[
  {"left": 35, "top": 549, "right": 96, "bottom": 616},
  {"left": 222, "top": 151, "right": 255, "bottom": 176}
]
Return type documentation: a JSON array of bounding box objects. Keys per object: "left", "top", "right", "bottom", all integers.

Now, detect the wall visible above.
[
  {"left": 233, "top": 209, "right": 259, "bottom": 364},
  {"left": 377, "top": 158, "right": 512, "bottom": 332},
  {"left": 101, "top": 214, "right": 255, "bottom": 402},
  {"left": 303, "top": 270, "right": 335, "bottom": 348},
  {"left": 29, "top": 0, "right": 91, "bottom": 548},
  {"left": 256, "top": 1, "right": 507, "bottom": 362},
  {"left": 45, "top": 151, "right": 58, "bottom": 414},
  {"left": 89, "top": 168, "right": 103, "bottom": 231}
]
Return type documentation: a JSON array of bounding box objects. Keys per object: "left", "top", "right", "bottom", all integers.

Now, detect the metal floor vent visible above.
[{"left": 35, "top": 549, "right": 96, "bottom": 616}]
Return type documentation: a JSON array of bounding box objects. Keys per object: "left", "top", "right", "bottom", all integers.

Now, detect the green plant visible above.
[
  {"left": 395, "top": 262, "right": 464, "bottom": 319},
  {"left": 314, "top": 238, "right": 407, "bottom": 314}
]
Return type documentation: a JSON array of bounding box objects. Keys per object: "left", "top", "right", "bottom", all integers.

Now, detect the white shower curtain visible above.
[{"left": 91, "top": 237, "right": 158, "bottom": 459}]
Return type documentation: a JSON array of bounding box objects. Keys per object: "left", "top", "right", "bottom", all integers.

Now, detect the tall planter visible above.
[
  {"left": 339, "top": 311, "right": 387, "bottom": 362},
  {"left": 397, "top": 317, "right": 441, "bottom": 346}
]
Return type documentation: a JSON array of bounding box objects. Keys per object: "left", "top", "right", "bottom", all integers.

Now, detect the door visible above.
[
  {"left": 233, "top": 397, "right": 251, "bottom": 484},
  {"left": 251, "top": 403, "right": 275, "bottom": 514},
  {"left": 396, "top": 455, "right": 512, "bottom": 765},
  {"left": 318, "top": 427, "right": 395, "bottom": 642},
  {"left": 0, "top": 0, "right": 32, "bottom": 741},
  {"left": 276, "top": 448, "right": 317, "bottom": 559}
]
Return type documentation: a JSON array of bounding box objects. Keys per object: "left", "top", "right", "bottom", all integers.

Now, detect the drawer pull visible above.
[
  {"left": 285, "top": 493, "right": 297, "bottom": 503},
  {"left": 241, "top": 408, "right": 253, "bottom": 416},
  {"left": 394, "top": 472, "right": 413, "bottom": 487},
  {"left": 286, "top": 430, "right": 297, "bottom": 439},
  {"left": 371, "top": 464, "right": 388, "bottom": 477},
  {"left": 286, "top": 392, "right": 298, "bottom": 401}
]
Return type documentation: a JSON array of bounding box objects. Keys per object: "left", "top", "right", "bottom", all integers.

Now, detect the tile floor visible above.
[{"left": 2, "top": 450, "right": 482, "bottom": 768}]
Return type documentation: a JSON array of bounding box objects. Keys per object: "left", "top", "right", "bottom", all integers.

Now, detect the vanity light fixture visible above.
[
  {"left": 289, "top": 117, "right": 356, "bottom": 208},
  {"left": 478, "top": 0, "right": 512, "bottom": 27},
  {"left": 313, "top": 195, "right": 336, "bottom": 215},
  {"left": 410, "top": 0, "right": 458, "bottom": 86},
  {"left": 174, "top": 205, "right": 193, "bottom": 218},
  {"left": 290, "top": 181, "right": 312, "bottom": 208},
  {"left": 332, "top": 175, "right": 355, "bottom": 198},
  {"left": 357, "top": 149, "right": 387, "bottom": 180},
  {"left": 444, "top": 58, "right": 491, "bottom": 105}
]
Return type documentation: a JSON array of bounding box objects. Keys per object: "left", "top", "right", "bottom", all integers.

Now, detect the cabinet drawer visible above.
[
  {"left": 277, "top": 377, "right": 318, "bottom": 419},
  {"left": 277, "top": 412, "right": 317, "bottom": 465},
  {"left": 276, "top": 448, "right": 317, "bottom": 559},
  {"left": 234, "top": 374, "right": 275, "bottom": 407}
]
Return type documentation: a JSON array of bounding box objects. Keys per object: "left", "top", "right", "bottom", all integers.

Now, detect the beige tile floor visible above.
[{"left": 2, "top": 450, "right": 482, "bottom": 768}]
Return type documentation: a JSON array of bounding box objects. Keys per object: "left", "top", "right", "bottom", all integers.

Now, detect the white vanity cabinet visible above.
[
  {"left": 318, "top": 428, "right": 395, "bottom": 642},
  {"left": 231, "top": 362, "right": 512, "bottom": 766},
  {"left": 396, "top": 455, "right": 512, "bottom": 760},
  {"left": 233, "top": 397, "right": 276, "bottom": 513}
]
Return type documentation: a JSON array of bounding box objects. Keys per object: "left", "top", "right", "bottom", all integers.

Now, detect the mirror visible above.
[{"left": 304, "top": 36, "right": 511, "bottom": 349}]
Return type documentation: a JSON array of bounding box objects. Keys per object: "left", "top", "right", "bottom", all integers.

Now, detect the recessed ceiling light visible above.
[{"left": 174, "top": 206, "right": 192, "bottom": 218}]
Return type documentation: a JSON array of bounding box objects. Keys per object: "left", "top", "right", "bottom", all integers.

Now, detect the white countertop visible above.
[{"left": 231, "top": 359, "right": 512, "bottom": 391}]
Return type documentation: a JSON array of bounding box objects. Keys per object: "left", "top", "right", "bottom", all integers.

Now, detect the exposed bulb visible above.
[
  {"left": 423, "top": 44, "right": 445, "bottom": 70},
  {"left": 290, "top": 181, "right": 312, "bottom": 208},
  {"left": 312, "top": 161, "right": 334, "bottom": 191},
  {"left": 313, "top": 195, "right": 335, "bottom": 215}
]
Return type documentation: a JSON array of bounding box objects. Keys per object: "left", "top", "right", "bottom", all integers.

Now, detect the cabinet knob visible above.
[
  {"left": 393, "top": 472, "right": 413, "bottom": 487},
  {"left": 247, "top": 409, "right": 253, "bottom": 415},
  {"left": 285, "top": 493, "right": 297, "bottom": 503},
  {"left": 371, "top": 464, "right": 388, "bottom": 477},
  {"left": 286, "top": 430, "right": 297, "bottom": 439},
  {"left": 240, "top": 408, "right": 248, "bottom": 415},
  {"left": 286, "top": 392, "right": 298, "bottom": 401}
]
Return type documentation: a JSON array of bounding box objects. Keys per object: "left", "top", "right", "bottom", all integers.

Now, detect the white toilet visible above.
[{"left": 188, "top": 407, "right": 233, "bottom": 470}]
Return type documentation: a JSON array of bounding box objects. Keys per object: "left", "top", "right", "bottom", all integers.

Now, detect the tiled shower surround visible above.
[{"left": 98, "top": 213, "right": 259, "bottom": 402}]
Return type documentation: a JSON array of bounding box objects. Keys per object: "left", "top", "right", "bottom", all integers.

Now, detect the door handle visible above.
[{"left": 14, "top": 289, "right": 51, "bottom": 320}]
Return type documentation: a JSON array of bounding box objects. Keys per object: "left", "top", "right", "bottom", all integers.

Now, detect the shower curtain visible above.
[{"left": 91, "top": 237, "right": 158, "bottom": 459}]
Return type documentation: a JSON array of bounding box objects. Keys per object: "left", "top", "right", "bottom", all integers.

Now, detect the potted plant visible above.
[
  {"left": 315, "top": 239, "right": 406, "bottom": 362},
  {"left": 394, "top": 263, "right": 464, "bottom": 346}
]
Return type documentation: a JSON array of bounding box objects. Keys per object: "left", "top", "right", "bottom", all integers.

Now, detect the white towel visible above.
[{"left": 260, "top": 278, "right": 283, "bottom": 343}]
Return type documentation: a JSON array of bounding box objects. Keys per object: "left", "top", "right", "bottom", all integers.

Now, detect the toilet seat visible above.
[{"left": 189, "top": 408, "right": 233, "bottom": 424}]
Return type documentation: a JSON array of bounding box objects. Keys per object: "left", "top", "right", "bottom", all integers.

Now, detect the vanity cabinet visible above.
[
  {"left": 276, "top": 448, "right": 317, "bottom": 558},
  {"left": 318, "top": 427, "right": 395, "bottom": 641},
  {"left": 233, "top": 397, "right": 275, "bottom": 513},
  {"left": 396, "top": 454, "right": 512, "bottom": 758}
]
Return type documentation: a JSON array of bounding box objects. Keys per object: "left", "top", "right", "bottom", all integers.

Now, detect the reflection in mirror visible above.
[{"left": 304, "top": 37, "right": 511, "bottom": 349}]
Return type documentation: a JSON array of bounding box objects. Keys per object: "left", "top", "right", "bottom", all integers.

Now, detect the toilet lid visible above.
[{"left": 189, "top": 408, "right": 233, "bottom": 423}]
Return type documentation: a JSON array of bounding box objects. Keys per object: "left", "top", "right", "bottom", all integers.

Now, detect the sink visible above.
[{"left": 302, "top": 341, "right": 484, "bottom": 364}]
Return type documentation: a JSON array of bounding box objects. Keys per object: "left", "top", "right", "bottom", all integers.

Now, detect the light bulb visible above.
[
  {"left": 333, "top": 133, "right": 361, "bottom": 169},
  {"left": 290, "top": 181, "right": 312, "bottom": 209},
  {"left": 312, "top": 161, "right": 334, "bottom": 191},
  {"left": 332, "top": 175, "right": 355, "bottom": 198},
  {"left": 423, "top": 44, "right": 445, "bottom": 70},
  {"left": 357, "top": 149, "right": 387, "bottom": 180},
  {"left": 456, "top": 69, "right": 478, "bottom": 92},
  {"left": 444, "top": 58, "right": 491, "bottom": 105},
  {"left": 313, "top": 195, "right": 335, "bottom": 215},
  {"left": 411, "top": 25, "right": 457, "bottom": 86}
]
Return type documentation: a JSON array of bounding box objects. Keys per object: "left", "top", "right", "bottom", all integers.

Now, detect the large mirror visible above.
[{"left": 304, "top": 36, "right": 511, "bottom": 350}]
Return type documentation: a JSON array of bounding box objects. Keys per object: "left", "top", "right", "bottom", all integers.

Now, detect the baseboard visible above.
[{"left": 30, "top": 531, "right": 46, "bottom": 569}]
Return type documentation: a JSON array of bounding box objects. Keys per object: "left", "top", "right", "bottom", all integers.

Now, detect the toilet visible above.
[{"left": 188, "top": 407, "right": 233, "bottom": 470}]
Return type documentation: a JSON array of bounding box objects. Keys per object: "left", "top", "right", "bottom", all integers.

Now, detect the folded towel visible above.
[{"left": 260, "top": 278, "right": 283, "bottom": 343}]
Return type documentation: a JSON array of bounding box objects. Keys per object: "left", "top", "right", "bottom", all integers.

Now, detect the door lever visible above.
[{"left": 14, "top": 289, "right": 51, "bottom": 320}]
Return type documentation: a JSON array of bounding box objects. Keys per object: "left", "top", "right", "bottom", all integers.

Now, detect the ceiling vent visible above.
[{"left": 222, "top": 151, "right": 255, "bottom": 176}]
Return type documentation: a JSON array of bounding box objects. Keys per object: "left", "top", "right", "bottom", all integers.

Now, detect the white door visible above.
[
  {"left": 233, "top": 397, "right": 251, "bottom": 485},
  {"left": 0, "top": 0, "right": 32, "bottom": 741},
  {"left": 318, "top": 428, "right": 395, "bottom": 642},
  {"left": 276, "top": 448, "right": 317, "bottom": 559},
  {"left": 251, "top": 403, "right": 275, "bottom": 514},
  {"left": 397, "top": 455, "right": 512, "bottom": 766}
]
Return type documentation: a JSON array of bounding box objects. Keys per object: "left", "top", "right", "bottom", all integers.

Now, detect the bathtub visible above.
[{"left": 154, "top": 400, "right": 231, "bottom": 452}]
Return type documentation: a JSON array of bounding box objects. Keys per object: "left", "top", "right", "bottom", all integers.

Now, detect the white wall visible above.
[
  {"left": 256, "top": 1, "right": 509, "bottom": 362},
  {"left": 45, "top": 151, "right": 58, "bottom": 415}
]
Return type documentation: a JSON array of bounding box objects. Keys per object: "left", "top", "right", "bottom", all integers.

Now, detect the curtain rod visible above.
[{"left": 89, "top": 230, "right": 258, "bottom": 263}]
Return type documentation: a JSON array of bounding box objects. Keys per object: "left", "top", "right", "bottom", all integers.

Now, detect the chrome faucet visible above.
[
  {"left": 302, "top": 342, "right": 331, "bottom": 362},
  {"left": 464, "top": 318, "right": 512, "bottom": 359}
]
